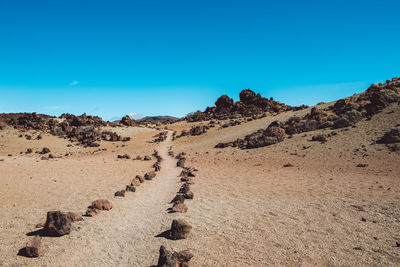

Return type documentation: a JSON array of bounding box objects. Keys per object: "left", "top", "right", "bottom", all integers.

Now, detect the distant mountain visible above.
[{"left": 137, "top": 116, "right": 179, "bottom": 123}]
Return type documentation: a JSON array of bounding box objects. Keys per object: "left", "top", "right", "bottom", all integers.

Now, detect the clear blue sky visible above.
[{"left": 0, "top": 0, "right": 399, "bottom": 120}]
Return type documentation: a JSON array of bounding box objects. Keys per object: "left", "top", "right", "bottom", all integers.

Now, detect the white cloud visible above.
[
  {"left": 128, "top": 112, "right": 144, "bottom": 120},
  {"left": 69, "top": 81, "right": 79, "bottom": 86}
]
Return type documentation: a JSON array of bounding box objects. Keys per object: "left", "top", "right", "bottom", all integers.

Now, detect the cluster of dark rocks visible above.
[
  {"left": 1, "top": 112, "right": 131, "bottom": 147},
  {"left": 185, "top": 89, "right": 306, "bottom": 122},
  {"left": 215, "top": 123, "right": 285, "bottom": 149},
  {"left": 175, "top": 125, "right": 210, "bottom": 139},
  {"left": 215, "top": 78, "right": 400, "bottom": 149},
  {"left": 153, "top": 131, "right": 168, "bottom": 143}
]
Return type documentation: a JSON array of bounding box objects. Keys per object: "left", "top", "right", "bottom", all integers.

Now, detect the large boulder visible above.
[
  {"left": 215, "top": 95, "right": 234, "bottom": 111},
  {"left": 44, "top": 211, "right": 72, "bottom": 236},
  {"left": 170, "top": 218, "right": 192, "bottom": 240}
]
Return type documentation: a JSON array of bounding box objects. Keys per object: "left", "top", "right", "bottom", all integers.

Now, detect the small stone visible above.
[
  {"left": 85, "top": 207, "right": 100, "bottom": 217},
  {"left": 39, "top": 147, "right": 50, "bottom": 154},
  {"left": 183, "top": 191, "right": 194, "bottom": 199},
  {"left": 170, "top": 218, "right": 192, "bottom": 240},
  {"left": 144, "top": 155, "right": 151, "bottom": 161},
  {"left": 126, "top": 185, "right": 136, "bottom": 192},
  {"left": 25, "top": 235, "right": 42, "bottom": 257},
  {"left": 145, "top": 171, "right": 156, "bottom": 180},
  {"left": 131, "top": 178, "right": 141, "bottom": 186},
  {"left": 91, "top": 199, "right": 113, "bottom": 210},
  {"left": 177, "top": 250, "right": 194, "bottom": 263},
  {"left": 114, "top": 190, "right": 126, "bottom": 197},
  {"left": 136, "top": 175, "right": 145, "bottom": 183},
  {"left": 171, "top": 194, "right": 185, "bottom": 204},
  {"left": 66, "top": 212, "right": 83, "bottom": 222},
  {"left": 172, "top": 203, "right": 188, "bottom": 213}
]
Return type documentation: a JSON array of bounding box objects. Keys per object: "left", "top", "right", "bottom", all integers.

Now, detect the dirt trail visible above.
[{"left": 10, "top": 131, "right": 184, "bottom": 266}]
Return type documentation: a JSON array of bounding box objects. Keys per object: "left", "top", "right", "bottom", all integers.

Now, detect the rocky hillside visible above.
[
  {"left": 186, "top": 89, "right": 307, "bottom": 122},
  {"left": 0, "top": 113, "right": 130, "bottom": 147},
  {"left": 216, "top": 77, "right": 400, "bottom": 149}
]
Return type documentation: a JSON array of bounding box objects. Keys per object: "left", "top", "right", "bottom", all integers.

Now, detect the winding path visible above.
[{"left": 44, "top": 131, "right": 184, "bottom": 266}]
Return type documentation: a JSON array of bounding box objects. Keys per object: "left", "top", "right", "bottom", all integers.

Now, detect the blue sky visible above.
[{"left": 0, "top": 0, "right": 399, "bottom": 120}]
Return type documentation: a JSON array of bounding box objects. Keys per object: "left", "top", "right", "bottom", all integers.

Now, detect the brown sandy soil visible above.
[
  {"left": 169, "top": 103, "right": 400, "bottom": 266},
  {"left": 1, "top": 103, "right": 400, "bottom": 266}
]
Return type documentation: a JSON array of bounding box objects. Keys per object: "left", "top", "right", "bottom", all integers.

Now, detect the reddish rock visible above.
[
  {"left": 25, "top": 235, "right": 42, "bottom": 257},
  {"left": 136, "top": 175, "right": 145, "bottom": 183},
  {"left": 66, "top": 212, "right": 83, "bottom": 222},
  {"left": 131, "top": 177, "right": 141, "bottom": 186},
  {"left": 91, "top": 199, "right": 113, "bottom": 210},
  {"left": 172, "top": 203, "right": 188, "bottom": 213},
  {"left": 85, "top": 207, "right": 100, "bottom": 217},
  {"left": 177, "top": 250, "right": 194, "bottom": 264}
]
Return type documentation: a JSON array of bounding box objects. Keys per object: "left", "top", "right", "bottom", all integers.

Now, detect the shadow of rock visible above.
[
  {"left": 155, "top": 230, "right": 171, "bottom": 240},
  {"left": 17, "top": 247, "right": 29, "bottom": 257}
]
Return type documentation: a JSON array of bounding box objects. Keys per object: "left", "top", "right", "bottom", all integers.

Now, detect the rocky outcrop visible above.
[
  {"left": 0, "top": 112, "right": 129, "bottom": 147},
  {"left": 215, "top": 123, "right": 285, "bottom": 149},
  {"left": 185, "top": 89, "right": 299, "bottom": 122},
  {"left": 214, "top": 77, "right": 400, "bottom": 149},
  {"left": 120, "top": 115, "right": 135, "bottom": 126}
]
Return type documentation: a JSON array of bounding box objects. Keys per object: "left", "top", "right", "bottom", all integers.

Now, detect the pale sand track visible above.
[{"left": 0, "top": 131, "right": 190, "bottom": 267}]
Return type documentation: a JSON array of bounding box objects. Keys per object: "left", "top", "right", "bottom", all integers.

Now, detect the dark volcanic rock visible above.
[
  {"left": 44, "top": 211, "right": 72, "bottom": 236},
  {"left": 169, "top": 218, "right": 192, "bottom": 240},
  {"left": 145, "top": 171, "right": 156, "bottom": 180}
]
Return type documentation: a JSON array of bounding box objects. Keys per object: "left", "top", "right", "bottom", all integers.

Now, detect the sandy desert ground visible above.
[{"left": 0, "top": 101, "right": 400, "bottom": 266}]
